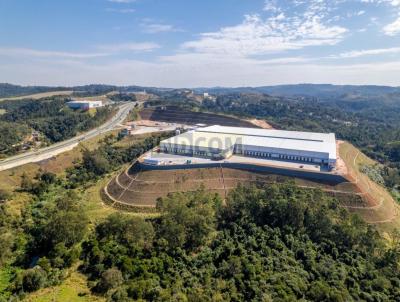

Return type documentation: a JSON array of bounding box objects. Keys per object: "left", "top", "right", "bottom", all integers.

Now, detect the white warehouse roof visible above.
[
  {"left": 161, "top": 125, "right": 337, "bottom": 161},
  {"left": 67, "top": 100, "right": 102, "bottom": 104}
]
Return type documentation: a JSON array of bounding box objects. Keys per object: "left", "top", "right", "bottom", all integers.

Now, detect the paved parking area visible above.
[{"left": 146, "top": 152, "right": 323, "bottom": 172}]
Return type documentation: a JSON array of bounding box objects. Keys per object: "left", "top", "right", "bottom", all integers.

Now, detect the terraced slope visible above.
[
  {"left": 339, "top": 141, "right": 400, "bottom": 225},
  {"left": 104, "top": 164, "right": 364, "bottom": 210},
  {"left": 139, "top": 106, "right": 258, "bottom": 128},
  {"left": 103, "top": 141, "right": 400, "bottom": 225}
]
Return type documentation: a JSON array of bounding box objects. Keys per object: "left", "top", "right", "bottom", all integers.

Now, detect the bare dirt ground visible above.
[
  {"left": 247, "top": 119, "right": 273, "bottom": 129},
  {"left": 339, "top": 141, "right": 400, "bottom": 228},
  {"left": 0, "top": 90, "right": 73, "bottom": 102},
  {"left": 132, "top": 120, "right": 176, "bottom": 127},
  {"left": 333, "top": 140, "right": 349, "bottom": 176},
  {"left": 139, "top": 107, "right": 258, "bottom": 128},
  {"left": 105, "top": 165, "right": 362, "bottom": 210}
]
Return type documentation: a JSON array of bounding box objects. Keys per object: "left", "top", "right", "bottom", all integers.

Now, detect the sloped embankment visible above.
[{"left": 104, "top": 164, "right": 365, "bottom": 213}]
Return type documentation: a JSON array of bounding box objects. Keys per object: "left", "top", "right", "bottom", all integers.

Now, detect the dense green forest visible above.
[
  {"left": 0, "top": 132, "right": 171, "bottom": 300},
  {"left": 0, "top": 97, "right": 114, "bottom": 156},
  {"left": 79, "top": 185, "right": 400, "bottom": 301}
]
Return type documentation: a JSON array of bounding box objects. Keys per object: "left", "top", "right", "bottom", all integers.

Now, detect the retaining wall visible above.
[{"left": 137, "top": 162, "right": 348, "bottom": 185}]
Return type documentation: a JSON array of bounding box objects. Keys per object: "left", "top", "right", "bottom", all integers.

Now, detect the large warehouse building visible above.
[
  {"left": 159, "top": 125, "right": 337, "bottom": 168},
  {"left": 66, "top": 100, "right": 103, "bottom": 110}
]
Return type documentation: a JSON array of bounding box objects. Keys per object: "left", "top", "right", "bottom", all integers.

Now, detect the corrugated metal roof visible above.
[{"left": 161, "top": 131, "right": 239, "bottom": 150}]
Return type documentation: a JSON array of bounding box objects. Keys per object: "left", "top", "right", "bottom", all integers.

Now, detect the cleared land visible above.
[
  {"left": 339, "top": 141, "right": 400, "bottom": 227},
  {"left": 247, "top": 118, "right": 273, "bottom": 129},
  {"left": 105, "top": 140, "right": 400, "bottom": 227},
  {"left": 105, "top": 165, "right": 364, "bottom": 210},
  {"left": 139, "top": 106, "right": 259, "bottom": 128},
  {"left": 0, "top": 90, "right": 73, "bottom": 102}
]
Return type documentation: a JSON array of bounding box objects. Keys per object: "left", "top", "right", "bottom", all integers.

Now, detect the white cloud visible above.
[
  {"left": 3, "top": 0, "right": 400, "bottom": 87},
  {"left": 0, "top": 43, "right": 160, "bottom": 60},
  {"left": 182, "top": 12, "right": 347, "bottom": 56},
  {"left": 97, "top": 42, "right": 160, "bottom": 52},
  {"left": 106, "top": 8, "right": 135, "bottom": 13},
  {"left": 333, "top": 47, "right": 400, "bottom": 58},
  {"left": 263, "top": 0, "right": 281, "bottom": 13},
  {"left": 361, "top": 0, "right": 400, "bottom": 6},
  {"left": 362, "top": 0, "right": 400, "bottom": 35},
  {"left": 2, "top": 55, "right": 400, "bottom": 87},
  {"left": 384, "top": 16, "right": 400, "bottom": 35},
  {"left": 0, "top": 47, "right": 109, "bottom": 59},
  {"left": 141, "top": 22, "right": 181, "bottom": 34}
]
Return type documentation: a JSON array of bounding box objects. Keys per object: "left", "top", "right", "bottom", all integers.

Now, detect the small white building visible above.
[{"left": 66, "top": 100, "right": 103, "bottom": 110}]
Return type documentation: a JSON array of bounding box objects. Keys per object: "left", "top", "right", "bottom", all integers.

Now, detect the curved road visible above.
[{"left": 0, "top": 102, "right": 137, "bottom": 172}]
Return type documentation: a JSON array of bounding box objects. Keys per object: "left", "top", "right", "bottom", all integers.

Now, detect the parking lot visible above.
[{"left": 145, "top": 151, "right": 323, "bottom": 172}]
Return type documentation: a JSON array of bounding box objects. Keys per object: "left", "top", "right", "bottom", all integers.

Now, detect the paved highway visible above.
[{"left": 0, "top": 102, "right": 137, "bottom": 172}]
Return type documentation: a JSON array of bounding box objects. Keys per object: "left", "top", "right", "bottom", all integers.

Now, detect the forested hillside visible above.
[
  {"left": 0, "top": 84, "right": 69, "bottom": 98},
  {"left": 82, "top": 185, "right": 400, "bottom": 301},
  {"left": 200, "top": 84, "right": 400, "bottom": 101},
  {"left": 0, "top": 113, "right": 399, "bottom": 301},
  {"left": 3, "top": 168, "right": 400, "bottom": 301},
  {"left": 0, "top": 97, "right": 114, "bottom": 156},
  {"left": 0, "top": 132, "right": 172, "bottom": 300}
]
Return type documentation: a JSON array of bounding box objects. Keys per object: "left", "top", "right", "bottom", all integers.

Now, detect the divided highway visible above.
[{"left": 0, "top": 102, "right": 137, "bottom": 172}]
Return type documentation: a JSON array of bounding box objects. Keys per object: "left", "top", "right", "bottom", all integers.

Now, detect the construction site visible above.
[
  {"left": 101, "top": 107, "right": 400, "bottom": 225},
  {"left": 104, "top": 140, "right": 398, "bottom": 225}
]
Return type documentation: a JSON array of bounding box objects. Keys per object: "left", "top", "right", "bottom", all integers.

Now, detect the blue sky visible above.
[{"left": 1, "top": 0, "right": 400, "bottom": 87}]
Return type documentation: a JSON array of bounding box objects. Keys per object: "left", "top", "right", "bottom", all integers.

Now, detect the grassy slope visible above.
[
  {"left": 339, "top": 141, "right": 400, "bottom": 231},
  {"left": 24, "top": 269, "right": 104, "bottom": 302}
]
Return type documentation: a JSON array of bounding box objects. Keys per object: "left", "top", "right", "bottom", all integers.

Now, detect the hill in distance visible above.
[{"left": 2, "top": 82, "right": 400, "bottom": 101}]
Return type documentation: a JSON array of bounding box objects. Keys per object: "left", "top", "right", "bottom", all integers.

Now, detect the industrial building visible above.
[
  {"left": 159, "top": 125, "right": 337, "bottom": 168},
  {"left": 66, "top": 100, "right": 103, "bottom": 110}
]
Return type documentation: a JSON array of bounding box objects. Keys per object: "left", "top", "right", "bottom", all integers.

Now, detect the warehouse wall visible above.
[{"left": 138, "top": 162, "right": 347, "bottom": 184}]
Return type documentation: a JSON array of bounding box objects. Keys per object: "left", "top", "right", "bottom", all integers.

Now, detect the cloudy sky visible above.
[{"left": 1, "top": 0, "right": 400, "bottom": 87}]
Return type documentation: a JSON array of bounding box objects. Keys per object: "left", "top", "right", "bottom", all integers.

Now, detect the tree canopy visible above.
[{"left": 80, "top": 184, "right": 400, "bottom": 301}]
